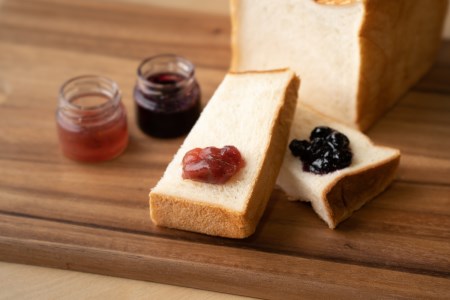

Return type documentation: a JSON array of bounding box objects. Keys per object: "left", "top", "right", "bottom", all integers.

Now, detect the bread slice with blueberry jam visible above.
[
  {"left": 277, "top": 106, "right": 400, "bottom": 228},
  {"left": 150, "top": 69, "right": 300, "bottom": 238}
]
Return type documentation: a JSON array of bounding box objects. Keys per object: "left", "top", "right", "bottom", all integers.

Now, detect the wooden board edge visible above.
[{"left": 0, "top": 214, "right": 449, "bottom": 299}]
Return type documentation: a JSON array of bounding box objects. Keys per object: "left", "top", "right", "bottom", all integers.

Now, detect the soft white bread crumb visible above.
[
  {"left": 231, "top": 0, "right": 447, "bottom": 130},
  {"left": 277, "top": 106, "right": 400, "bottom": 228},
  {"left": 150, "top": 69, "right": 300, "bottom": 238},
  {"left": 316, "top": 0, "right": 361, "bottom": 5}
]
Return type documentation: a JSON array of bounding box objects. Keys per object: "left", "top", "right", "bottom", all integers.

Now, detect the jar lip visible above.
[
  {"left": 136, "top": 54, "right": 195, "bottom": 89},
  {"left": 59, "top": 75, "right": 121, "bottom": 111}
]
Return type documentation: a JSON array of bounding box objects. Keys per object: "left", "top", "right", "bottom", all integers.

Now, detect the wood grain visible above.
[
  {"left": 0, "top": 0, "right": 449, "bottom": 299},
  {"left": 1, "top": 214, "right": 450, "bottom": 299}
]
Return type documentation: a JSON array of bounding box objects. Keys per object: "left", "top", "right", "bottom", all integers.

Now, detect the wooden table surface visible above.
[{"left": 0, "top": 0, "right": 450, "bottom": 299}]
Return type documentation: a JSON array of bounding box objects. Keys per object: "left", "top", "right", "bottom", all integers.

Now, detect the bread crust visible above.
[
  {"left": 230, "top": 0, "right": 448, "bottom": 131},
  {"left": 355, "top": 0, "right": 448, "bottom": 130},
  {"left": 150, "top": 193, "right": 253, "bottom": 238},
  {"left": 323, "top": 149, "right": 400, "bottom": 228},
  {"left": 149, "top": 70, "right": 300, "bottom": 238}
]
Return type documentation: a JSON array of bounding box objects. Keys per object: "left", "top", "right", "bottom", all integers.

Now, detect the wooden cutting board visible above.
[{"left": 0, "top": 0, "right": 449, "bottom": 298}]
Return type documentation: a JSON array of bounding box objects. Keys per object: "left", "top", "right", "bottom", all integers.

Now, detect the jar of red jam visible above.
[
  {"left": 56, "top": 75, "right": 129, "bottom": 162},
  {"left": 134, "top": 54, "right": 201, "bottom": 138}
]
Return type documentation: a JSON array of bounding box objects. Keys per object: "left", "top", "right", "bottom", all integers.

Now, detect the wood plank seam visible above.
[{"left": 1, "top": 210, "right": 448, "bottom": 279}]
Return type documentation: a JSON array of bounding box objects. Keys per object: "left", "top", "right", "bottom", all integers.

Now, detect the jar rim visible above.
[
  {"left": 59, "top": 75, "right": 121, "bottom": 111},
  {"left": 136, "top": 54, "right": 195, "bottom": 90}
]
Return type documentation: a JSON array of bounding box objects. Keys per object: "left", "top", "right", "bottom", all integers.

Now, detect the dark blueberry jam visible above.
[
  {"left": 289, "top": 126, "right": 353, "bottom": 175},
  {"left": 134, "top": 72, "right": 201, "bottom": 138}
]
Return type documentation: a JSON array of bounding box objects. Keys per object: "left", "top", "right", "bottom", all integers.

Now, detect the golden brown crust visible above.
[
  {"left": 149, "top": 70, "right": 300, "bottom": 238},
  {"left": 323, "top": 149, "right": 400, "bottom": 228},
  {"left": 356, "top": 0, "right": 448, "bottom": 131},
  {"left": 150, "top": 193, "right": 251, "bottom": 238},
  {"left": 239, "top": 73, "right": 300, "bottom": 232}
]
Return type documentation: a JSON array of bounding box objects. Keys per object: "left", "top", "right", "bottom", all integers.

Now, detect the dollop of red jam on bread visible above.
[{"left": 182, "top": 146, "right": 245, "bottom": 184}]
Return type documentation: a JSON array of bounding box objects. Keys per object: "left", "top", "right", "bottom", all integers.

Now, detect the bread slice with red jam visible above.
[
  {"left": 277, "top": 106, "right": 400, "bottom": 229},
  {"left": 149, "top": 69, "right": 300, "bottom": 238}
]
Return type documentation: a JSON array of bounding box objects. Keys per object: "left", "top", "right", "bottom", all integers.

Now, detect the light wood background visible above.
[
  {"left": 0, "top": 262, "right": 250, "bottom": 300},
  {"left": 0, "top": 1, "right": 449, "bottom": 299}
]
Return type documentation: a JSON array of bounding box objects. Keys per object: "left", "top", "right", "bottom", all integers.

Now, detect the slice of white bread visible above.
[
  {"left": 277, "top": 106, "right": 400, "bottom": 228},
  {"left": 231, "top": 0, "right": 448, "bottom": 130},
  {"left": 150, "top": 69, "right": 300, "bottom": 238}
]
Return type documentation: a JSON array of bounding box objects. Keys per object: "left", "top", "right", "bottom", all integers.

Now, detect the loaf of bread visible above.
[
  {"left": 149, "top": 69, "right": 299, "bottom": 238},
  {"left": 231, "top": 0, "right": 448, "bottom": 130},
  {"left": 277, "top": 106, "right": 400, "bottom": 228}
]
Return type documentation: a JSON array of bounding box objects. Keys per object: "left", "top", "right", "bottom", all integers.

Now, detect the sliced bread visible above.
[
  {"left": 150, "top": 69, "right": 300, "bottom": 238},
  {"left": 277, "top": 106, "right": 400, "bottom": 228},
  {"left": 230, "top": 0, "right": 448, "bottom": 130}
]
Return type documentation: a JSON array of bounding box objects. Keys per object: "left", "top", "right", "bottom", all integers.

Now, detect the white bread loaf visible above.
[
  {"left": 150, "top": 69, "right": 300, "bottom": 238},
  {"left": 231, "top": 0, "right": 448, "bottom": 131},
  {"left": 277, "top": 106, "right": 400, "bottom": 228}
]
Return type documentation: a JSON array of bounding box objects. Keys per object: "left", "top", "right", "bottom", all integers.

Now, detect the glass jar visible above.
[
  {"left": 134, "top": 54, "right": 201, "bottom": 138},
  {"left": 56, "top": 75, "right": 129, "bottom": 162}
]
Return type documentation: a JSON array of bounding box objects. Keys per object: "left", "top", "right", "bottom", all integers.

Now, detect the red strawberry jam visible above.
[{"left": 182, "top": 146, "right": 245, "bottom": 184}]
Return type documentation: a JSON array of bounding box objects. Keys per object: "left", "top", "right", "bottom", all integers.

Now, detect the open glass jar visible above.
[
  {"left": 56, "top": 75, "right": 129, "bottom": 162},
  {"left": 134, "top": 54, "right": 201, "bottom": 138}
]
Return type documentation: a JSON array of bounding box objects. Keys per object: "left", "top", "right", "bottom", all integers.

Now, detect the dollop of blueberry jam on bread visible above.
[
  {"left": 289, "top": 126, "right": 352, "bottom": 175},
  {"left": 182, "top": 146, "right": 245, "bottom": 184}
]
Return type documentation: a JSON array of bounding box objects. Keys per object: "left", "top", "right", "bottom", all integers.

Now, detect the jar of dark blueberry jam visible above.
[
  {"left": 134, "top": 54, "right": 201, "bottom": 138},
  {"left": 56, "top": 75, "right": 129, "bottom": 162}
]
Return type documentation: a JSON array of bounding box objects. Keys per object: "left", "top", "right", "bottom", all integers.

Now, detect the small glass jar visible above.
[
  {"left": 56, "top": 75, "right": 129, "bottom": 162},
  {"left": 134, "top": 54, "right": 201, "bottom": 138}
]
